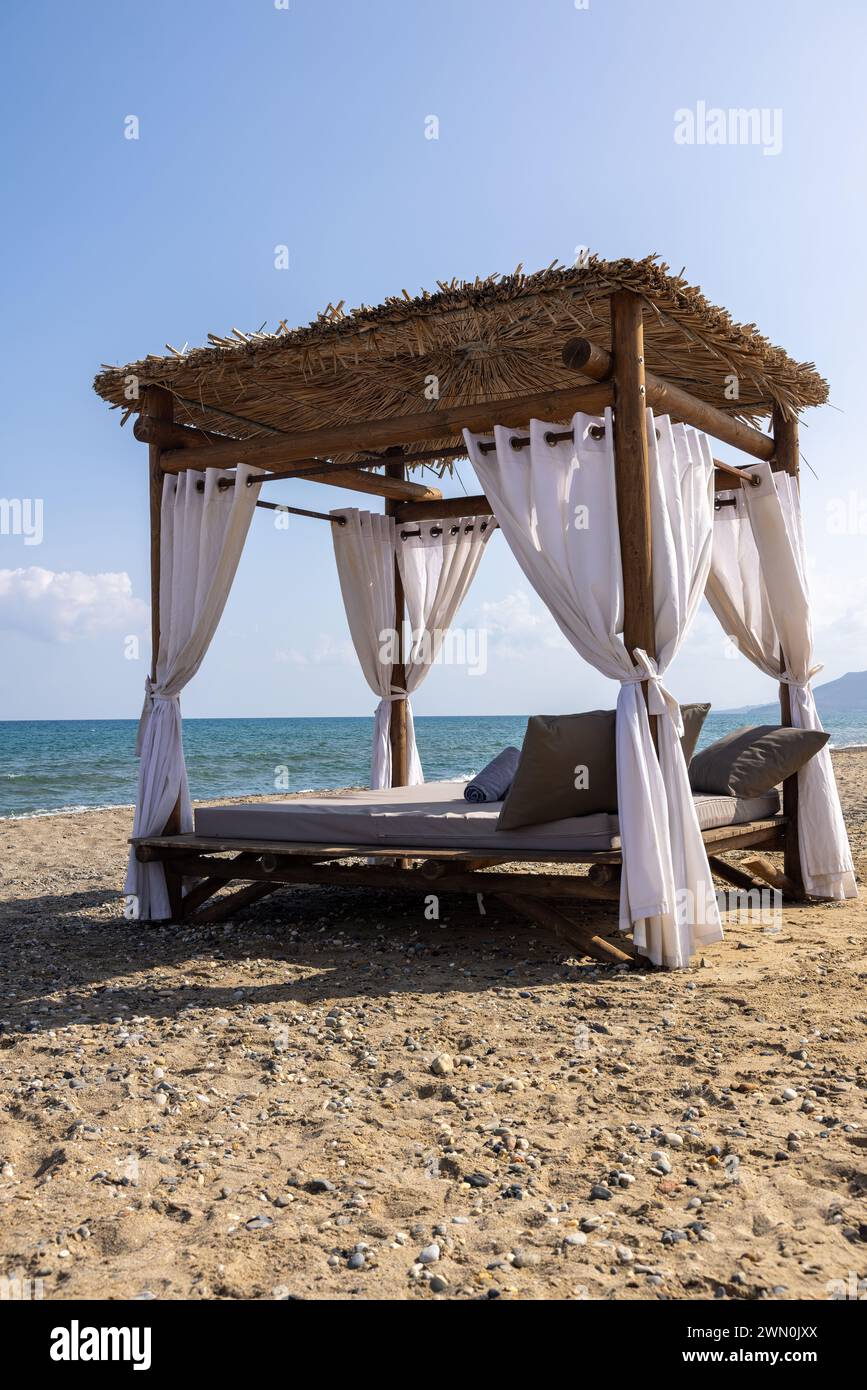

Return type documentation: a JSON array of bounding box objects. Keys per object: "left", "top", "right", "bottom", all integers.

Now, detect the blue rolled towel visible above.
[{"left": 464, "top": 746, "right": 522, "bottom": 803}]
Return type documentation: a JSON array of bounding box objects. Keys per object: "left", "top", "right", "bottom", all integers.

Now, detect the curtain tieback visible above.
[
  {"left": 779, "top": 663, "right": 823, "bottom": 689},
  {"left": 135, "top": 677, "right": 180, "bottom": 755},
  {"left": 381, "top": 689, "right": 408, "bottom": 702},
  {"left": 621, "top": 648, "right": 684, "bottom": 736}
]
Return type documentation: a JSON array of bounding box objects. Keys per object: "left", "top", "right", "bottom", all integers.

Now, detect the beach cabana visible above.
[{"left": 94, "top": 254, "right": 856, "bottom": 968}]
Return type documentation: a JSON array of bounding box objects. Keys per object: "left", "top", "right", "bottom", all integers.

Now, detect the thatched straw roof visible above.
[{"left": 93, "top": 255, "right": 828, "bottom": 470}]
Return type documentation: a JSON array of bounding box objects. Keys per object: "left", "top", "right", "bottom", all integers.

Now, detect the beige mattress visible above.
[{"left": 193, "top": 779, "right": 780, "bottom": 852}]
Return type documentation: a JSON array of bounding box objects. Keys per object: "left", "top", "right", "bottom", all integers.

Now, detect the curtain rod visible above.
[
  {"left": 399, "top": 520, "right": 497, "bottom": 539},
  {"left": 192, "top": 476, "right": 344, "bottom": 524},
  {"left": 476, "top": 426, "right": 761, "bottom": 487}
]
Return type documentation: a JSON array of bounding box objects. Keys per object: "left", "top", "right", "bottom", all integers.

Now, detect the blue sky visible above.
[{"left": 1, "top": 0, "right": 866, "bottom": 720}]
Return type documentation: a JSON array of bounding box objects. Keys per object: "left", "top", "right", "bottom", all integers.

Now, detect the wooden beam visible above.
[
  {"left": 143, "top": 386, "right": 182, "bottom": 841},
  {"left": 144, "top": 387, "right": 172, "bottom": 687},
  {"left": 386, "top": 456, "right": 409, "bottom": 788},
  {"left": 610, "top": 293, "right": 657, "bottom": 729},
  {"left": 562, "top": 336, "right": 775, "bottom": 462},
  {"left": 395, "top": 494, "right": 492, "bottom": 522},
  {"left": 158, "top": 381, "right": 614, "bottom": 474},
  {"left": 773, "top": 404, "right": 804, "bottom": 897},
  {"left": 135, "top": 851, "right": 623, "bottom": 901}
]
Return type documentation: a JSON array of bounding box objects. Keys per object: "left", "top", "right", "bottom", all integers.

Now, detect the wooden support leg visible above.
[
  {"left": 611, "top": 292, "right": 656, "bottom": 708},
  {"left": 145, "top": 384, "right": 183, "bottom": 839},
  {"left": 707, "top": 855, "right": 770, "bottom": 895},
  {"left": 497, "top": 893, "right": 636, "bottom": 966},
  {"left": 187, "top": 881, "right": 283, "bottom": 926},
  {"left": 773, "top": 406, "right": 805, "bottom": 898},
  {"left": 385, "top": 455, "right": 409, "bottom": 789}
]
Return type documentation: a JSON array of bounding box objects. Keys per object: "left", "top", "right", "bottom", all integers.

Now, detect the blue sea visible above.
[{"left": 1, "top": 709, "right": 866, "bottom": 819}]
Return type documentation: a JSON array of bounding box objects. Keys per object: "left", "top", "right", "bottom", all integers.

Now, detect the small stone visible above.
[
  {"left": 419, "top": 1243, "right": 440, "bottom": 1264},
  {"left": 512, "top": 1248, "right": 540, "bottom": 1269},
  {"left": 429, "top": 1275, "right": 447, "bottom": 1293},
  {"left": 430, "top": 1054, "right": 453, "bottom": 1077},
  {"left": 306, "top": 1178, "right": 336, "bottom": 1193},
  {"left": 245, "top": 1215, "right": 273, "bottom": 1231},
  {"left": 464, "top": 1172, "right": 491, "bottom": 1188},
  {"left": 782, "top": 1088, "right": 798, "bottom": 1101},
  {"left": 347, "top": 1252, "right": 365, "bottom": 1270},
  {"left": 590, "top": 1184, "right": 613, "bottom": 1201}
]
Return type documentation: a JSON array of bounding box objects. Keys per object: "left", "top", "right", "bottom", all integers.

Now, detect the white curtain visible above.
[
  {"left": 399, "top": 512, "right": 494, "bottom": 705},
  {"left": 707, "top": 462, "right": 856, "bottom": 899},
  {"left": 465, "top": 410, "right": 721, "bottom": 968},
  {"left": 127, "top": 465, "right": 262, "bottom": 919},
  {"left": 331, "top": 509, "right": 404, "bottom": 788},
  {"left": 332, "top": 508, "right": 492, "bottom": 787}
]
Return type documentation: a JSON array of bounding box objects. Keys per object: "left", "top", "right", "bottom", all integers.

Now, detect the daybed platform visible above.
[
  {"left": 134, "top": 781, "right": 788, "bottom": 967},
  {"left": 192, "top": 779, "right": 781, "bottom": 852}
]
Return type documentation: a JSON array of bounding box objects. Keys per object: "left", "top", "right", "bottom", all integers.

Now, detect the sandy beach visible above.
[{"left": 0, "top": 749, "right": 865, "bottom": 1302}]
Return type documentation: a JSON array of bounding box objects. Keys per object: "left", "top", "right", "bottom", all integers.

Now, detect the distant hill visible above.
[{"left": 725, "top": 669, "right": 867, "bottom": 716}]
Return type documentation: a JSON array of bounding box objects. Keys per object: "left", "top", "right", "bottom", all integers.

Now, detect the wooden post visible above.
[
  {"left": 773, "top": 405, "right": 804, "bottom": 896},
  {"left": 385, "top": 454, "right": 409, "bottom": 786},
  {"left": 144, "top": 385, "right": 183, "bottom": 852},
  {"left": 610, "top": 292, "right": 657, "bottom": 734}
]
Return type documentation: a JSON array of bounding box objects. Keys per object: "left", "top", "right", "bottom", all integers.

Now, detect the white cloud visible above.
[
  {"left": 474, "top": 590, "right": 570, "bottom": 655},
  {"left": 0, "top": 568, "right": 148, "bottom": 643},
  {"left": 275, "top": 632, "right": 355, "bottom": 666}
]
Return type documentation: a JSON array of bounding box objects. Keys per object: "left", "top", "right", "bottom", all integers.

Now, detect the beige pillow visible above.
[
  {"left": 497, "top": 703, "right": 711, "bottom": 831},
  {"left": 688, "top": 724, "right": 829, "bottom": 798}
]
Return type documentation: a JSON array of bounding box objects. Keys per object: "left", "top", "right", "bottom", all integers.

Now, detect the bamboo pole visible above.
[
  {"left": 773, "top": 405, "right": 804, "bottom": 897},
  {"left": 610, "top": 292, "right": 657, "bottom": 736},
  {"left": 562, "top": 336, "right": 774, "bottom": 462},
  {"left": 385, "top": 456, "right": 409, "bottom": 787}
]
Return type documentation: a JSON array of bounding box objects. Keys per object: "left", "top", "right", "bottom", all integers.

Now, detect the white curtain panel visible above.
[
  {"left": 707, "top": 463, "right": 856, "bottom": 899},
  {"left": 465, "top": 410, "right": 721, "bottom": 968},
  {"left": 399, "top": 511, "right": 494, "bottom": 713},
  {"left": 127, "top": 464, "right": 262, "bottom": 919},
  {"left": 331, "top": 508, "right": 418, "bottom": 788}
]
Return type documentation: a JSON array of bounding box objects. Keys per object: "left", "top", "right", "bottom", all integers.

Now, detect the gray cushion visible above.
[
  {"left": 688, "top": 723, "right": 829, "bottom": 798},
  {"left": 497, "top": 702, "right": 711, "bottom": 831}
]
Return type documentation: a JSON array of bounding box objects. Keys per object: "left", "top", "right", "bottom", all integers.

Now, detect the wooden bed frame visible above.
[{"left": 128, "top": 287, "right": 804, "bottom": 963}]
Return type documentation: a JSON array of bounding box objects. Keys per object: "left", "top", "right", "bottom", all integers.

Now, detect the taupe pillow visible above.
[
  {"left": 681, "top": 702, "right": 711, "bottom": 764},
  {"left": 688, "top": 724, "right": 829, "bottom": 798},
  {"left": 498, "top": 711, "right": 617, "bottom": 830},
  {"left": 497, "top": 703, "right": 712, "bottom": 831}
]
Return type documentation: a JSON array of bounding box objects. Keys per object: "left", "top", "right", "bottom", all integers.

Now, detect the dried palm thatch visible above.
[{"left": 93, "top": 254, "right": 828, "bottom": 470}]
